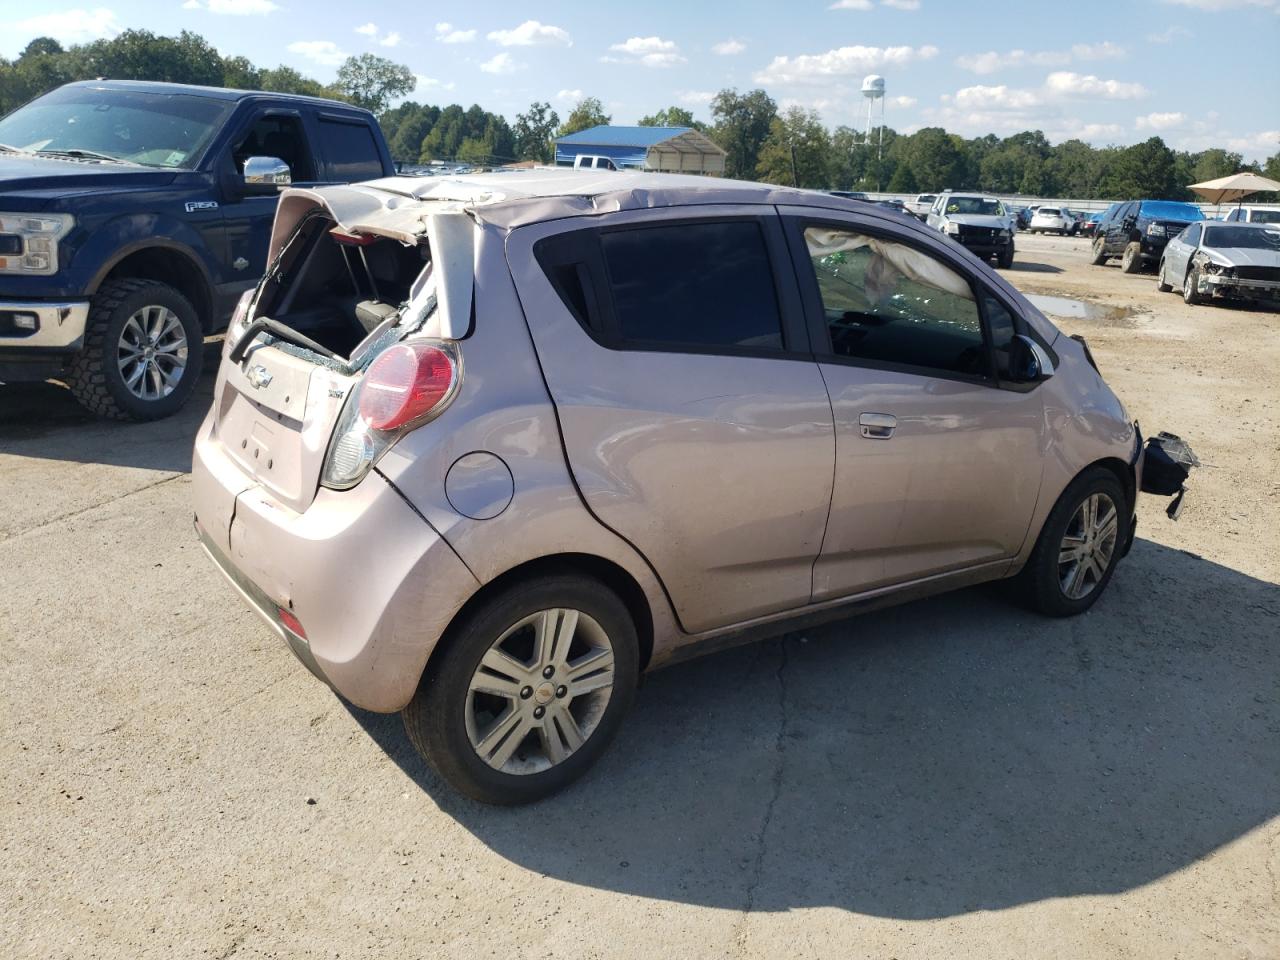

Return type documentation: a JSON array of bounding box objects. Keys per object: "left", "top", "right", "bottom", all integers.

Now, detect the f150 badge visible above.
[
  {"left": 185, "top": 200, "right": 218, "bottom": 213},
  {"left": 247, "top": 365, "right": 273, "bottom": 389}
]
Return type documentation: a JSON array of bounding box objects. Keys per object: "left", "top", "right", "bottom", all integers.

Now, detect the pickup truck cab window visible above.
[
  {"left": 231, "top": 114, "right": 314, "bottom": 181},
  {"left": 319, "top": 117, "right": 384, "bottom": 182}
]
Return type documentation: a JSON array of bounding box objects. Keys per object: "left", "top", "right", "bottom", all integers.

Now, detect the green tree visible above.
[
  {"left": 513, "top": 101, "right": 559, "bottom": 163},
  {"left": 556, "top": 97, "right": 610, "bottom": 138},
  {"left": 902, "top": 127, "right": 963, "bottom": 192},
  {"left": 827, "top": 125, "right": 869, "bottom": 191},
  {"left": 335, "top": 53, "right": 414, "bottom": 114},
  {"left": 709, "top": 88, "right": 777, "bottom": 180},
  {"left": 755, "top": 107, "right": 830, "bottom": 189},
  {"left": 639, "top": 106, "right": 703, "bottom": 130},
  {"left": 887, "top": 162, "right": 918, "bottom": 192},
  {"left": 1191, "top": 148, "right": 1244, "bottom": 184},
  {"left": 1099, "top": 136, "right": 1178, "bottom": 199}
]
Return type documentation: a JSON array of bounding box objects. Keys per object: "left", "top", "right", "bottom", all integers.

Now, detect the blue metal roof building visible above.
[{"left": 554, "top": 125, "right": 726, "bottom": 175}]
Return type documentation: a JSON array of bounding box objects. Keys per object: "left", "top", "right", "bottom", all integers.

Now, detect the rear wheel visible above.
[
  {"left": 66, "top": 279, "right": 203, "bottom": 421},
  {"left": 403, "top": 575, "right": 640, "bottom": 804},
  {"left": 1090, "top": 237, "right": 1109, "bottom": 265},
  {"left": 1018, "top": 467, "right": 1128, "bottom": 617},
  {"left": 1121, "top": 242, "right": 1143, "bottom": 274}
]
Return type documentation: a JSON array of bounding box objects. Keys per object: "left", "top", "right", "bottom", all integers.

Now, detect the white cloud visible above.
[
  {"left": 678, "top": 89, "right": 716, "bottom": 106},
  {"left": 1163, "top": 0, "right": 1277, "bottom": 9},
  {"left": 435, "top": 22, "right": 476, "bottom": 44},
  {"left": 954, "top": 84, "right": 1043, "bottom": 110},
  {"left": 882, "top": 0, "right": 921, "bottom": 8},
  {"left": 287, "top": 40, "right": 347, "bottom": 66},
  {"left": 828, "top": 0, "right": 873, "bottom": 8},
  {"left": 956, "top": 42, "right": 1124, "bottom": 75},
  {"left": 712, "top": 38, "right": 746, "bottom": 55},
  {"left": 606, "top": 36, "right": 685, "bottom": 67},
  {"left": 414, "top": 74, "right": 456, "bottom": 92},
  {"left": 1045, "top": 71, "right": 1147, "bottom": 99},
  {"left": 479, "top": 52, "right": 520, "bottom": 74},
  {"left": 555, "top": 88, "right": 584, "bottom": 102},
  {"left": 1136, "top": 111, "right": 1186, "bottom": 130},
  {"left": 889, "top": 94, "right": 917, "bottom": 107},
  {"left": 487, "top": 20, "right": 572, "bottom": 47},
  {"left": 379, "top": 31, "right": 400, "bottom": 48},
  {"left": 5, "top": 7, "right": 121, "bottom": 47},
  {"left": 185, "top": 0, "right": 279, "bottom": 12},
  {"left": 754, "top": 44, "right": 938, "bottom": 85},
  {"left": 355, "top": 22, "right": 377, "bottom": 36},
  {"left": 1147, "top": 25, "right": 1192, "bottom": 42}
]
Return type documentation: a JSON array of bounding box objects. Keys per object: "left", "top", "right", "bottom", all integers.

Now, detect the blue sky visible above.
[{"left": 3, "top": 0, "right": 1279, "bottom": 158}]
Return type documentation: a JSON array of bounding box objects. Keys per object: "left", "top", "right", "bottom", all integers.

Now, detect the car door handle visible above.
[{"left": 859, "top": 412, "right": 897, "bottom": 439}]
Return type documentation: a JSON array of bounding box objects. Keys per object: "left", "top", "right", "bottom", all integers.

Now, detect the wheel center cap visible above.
[{"left": 534, "top": 682, "right": 555, "bottom": 705}]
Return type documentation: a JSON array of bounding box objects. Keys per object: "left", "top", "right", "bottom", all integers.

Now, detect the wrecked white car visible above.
[{"left": 1158, "top": 221, "right": 1280, "bottom": 306}]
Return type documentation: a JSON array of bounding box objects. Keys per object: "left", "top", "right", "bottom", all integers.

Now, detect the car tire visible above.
[
  {"left": 997, "top": 246, "right": 1014, "bottom": 269},
  {"left": 1183, "top": 267, "right": 1203, "bottom": 305},
  {"left": 1121, "top": 242, "right": 1143, "bottom": 274},
  {"left": 1017, "top": 466, "right": 1129, "bottom": 618},
  {"left": 402, "top": 574, "right": 640, "bottom": 805},
  {"left": 1090, "top": 237, "right": 1109, "bottom": 265},
  {"left": 66, "top": 279, "right": 204, "bottom": 421},
  {"left": 1156, "top": 261, "right": 1173, "bottom": 292}
]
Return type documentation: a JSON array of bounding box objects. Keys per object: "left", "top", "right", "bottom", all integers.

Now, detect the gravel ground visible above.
[{"left": 2, "top": 233, "right": 1277, "bottom": 959}]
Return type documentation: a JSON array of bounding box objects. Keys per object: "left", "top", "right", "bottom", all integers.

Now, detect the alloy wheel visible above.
[
  {"left": 117, "top": 305, "right": 189, "bottom": 401},
  {"left": 1058, "top": 492, "right": 1119, "bottom": 601},
  {"left": 465, "top": 608, "right": 615, "bottom": 775}
]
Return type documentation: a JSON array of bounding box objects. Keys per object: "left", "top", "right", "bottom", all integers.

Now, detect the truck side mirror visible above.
[{"left": 242, "top": 156, "right": 291, "bottom": 196}]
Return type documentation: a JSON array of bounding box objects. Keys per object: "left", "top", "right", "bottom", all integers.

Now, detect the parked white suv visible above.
[{"left": 1029, "top": 207, "right": 1074, "bottom": 235}]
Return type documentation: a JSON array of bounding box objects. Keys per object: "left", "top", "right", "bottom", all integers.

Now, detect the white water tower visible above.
[{"left": 862, "top": 74, "right": 886, "bottom": 155}]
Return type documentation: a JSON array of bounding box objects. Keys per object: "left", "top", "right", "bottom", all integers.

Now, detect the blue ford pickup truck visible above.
[{"left": 0, "top": 80, "right": 394, "bottom": 419}]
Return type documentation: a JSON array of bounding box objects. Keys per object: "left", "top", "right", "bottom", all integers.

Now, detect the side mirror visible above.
[
  {"left": 242, "top": 156, "right": 291, "bottom": 195},
  {"left": 1010, "top": 334, "right": 1055, "bottom": 383}
]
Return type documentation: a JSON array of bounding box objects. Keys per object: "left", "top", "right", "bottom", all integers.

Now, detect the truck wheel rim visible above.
[
  {"left": 464, "top": 608, "right": 615, "bottom": 775},
  {"left": 1058, "top": 493, "right": 1119, "bottom": 601},
  {"left": 117, "top": 306, "right": 188, "bottom": 401}
]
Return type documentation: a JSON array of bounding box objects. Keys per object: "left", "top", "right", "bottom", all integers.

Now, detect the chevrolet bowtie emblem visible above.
[{"left": 247, "top": 365, "right": 273, "bottom": 389}]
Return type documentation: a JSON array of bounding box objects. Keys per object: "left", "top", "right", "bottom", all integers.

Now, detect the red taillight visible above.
[
  {"left": 278, "top": 607, "right": 307, "bottom": 639},
  {"left": 359, "top": 342, "right": 457, "bottom": 431}
]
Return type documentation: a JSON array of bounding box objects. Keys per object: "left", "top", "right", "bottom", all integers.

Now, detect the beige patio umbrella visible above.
[{"left": 1187, "top": 171, "right": 1280, "bottom": 205}]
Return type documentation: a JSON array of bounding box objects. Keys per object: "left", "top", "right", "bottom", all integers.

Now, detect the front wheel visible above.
[
  {"left": 1121, "top": 242, "right": 1143, "bottom": 274},
  {"left": 997, "top": 246, "right": 1014, "bottom": 269},
  {"left": 1156, "top": 261, "right": 1173, "bottom": 292},
  {"left": 1183, "top": 268, "right": 1203, "bottom": 305},
  {"left": 1090, "top": 238, "right": 1109, "bottom": 266},
  {"left": 66, "top": 279, "right": 204, "bottom": 421},
  {"left": 403, "top": 575, "right": 640, "bottom": 804},
  {"left": 1017, "top": 467, "right": 1128, "bottom": 617}
]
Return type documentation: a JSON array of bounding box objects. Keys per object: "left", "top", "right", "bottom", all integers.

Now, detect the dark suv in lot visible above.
[
  {"left": 1090, "top": 199, "right": 1205, "bottom": 274},
  {"left": 0, "top": 80, "right": 394, "bottom": 419}
]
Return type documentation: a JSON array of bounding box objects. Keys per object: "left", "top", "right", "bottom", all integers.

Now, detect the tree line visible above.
[{"left": 4, "top": 31, "right": 1276, "bottom": 199}]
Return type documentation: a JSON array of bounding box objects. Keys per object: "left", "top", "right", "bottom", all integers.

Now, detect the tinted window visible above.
[
  {"left": 1248, "top": 209, "right": 1280, "bottom": 224},
  {"left": 232, "top": 114, "right": 314, "bottom": 180},
  {"left": 803, "top": 226, "right": 987, "bottom": 377},
  {"left": 319, "top": 118, "right": 383, "bottom": 181},
  {"left": 600, "top": 221, "right": 783, "bottom": 350},
  {"left": 1204, "top": 225, "right": 1280, "bottom": 251},
  {"left": 1183, "top": 223, "right": 1202, "bottom": 245}
]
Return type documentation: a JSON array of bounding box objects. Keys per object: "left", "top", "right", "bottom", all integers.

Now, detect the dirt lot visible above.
[{"left": 2, "top": 233, "right": 1277, "bottom": 959}]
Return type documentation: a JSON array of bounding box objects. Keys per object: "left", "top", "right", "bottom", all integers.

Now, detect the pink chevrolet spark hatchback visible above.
[{"left": 193, "top": 171, "right": 1194, "bottom": 804}]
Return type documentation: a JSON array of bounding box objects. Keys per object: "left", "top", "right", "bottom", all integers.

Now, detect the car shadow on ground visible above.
[
  {"left": 0, "top": 341, "right": 219, "bottom": 473},
  {"left": 1007, "top": 260, "right": 1064, "bottom": 274},
  {"left": 347, "top": 537, "right": 1279, "bottom": 920}
]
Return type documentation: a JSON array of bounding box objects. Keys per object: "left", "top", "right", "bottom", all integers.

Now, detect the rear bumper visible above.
[{"left": 192, "top": 413, "right": 480, "bottom": 712}]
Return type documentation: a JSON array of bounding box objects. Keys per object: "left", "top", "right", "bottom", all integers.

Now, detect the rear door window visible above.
[{"left": 318, "top": 117, "right": 384, "bottom": 182}]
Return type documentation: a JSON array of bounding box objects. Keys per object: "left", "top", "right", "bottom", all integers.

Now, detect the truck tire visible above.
[
  {"left": 1120, "top": 242, "right": 1143, "bottom": 274},
  {"left": 997, "top": 246, "right": 1014, "bottom": 269},
  {"left": 1090, "top": 237, "right": 1108, "bottom": 265},
  {"left": 67, "top": 279, "right": 204, "bottom": 421}
]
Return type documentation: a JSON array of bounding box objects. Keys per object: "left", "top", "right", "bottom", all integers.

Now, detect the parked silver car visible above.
[
  {"left": 193, "top": 171, "right": 1190, "bottom": 804},
  {"left": 926, "top": 192, "right": 1016, "bottom": 267},
  {"left": 1157, "top": 221, "right": 1280, "bottom": 305}
]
